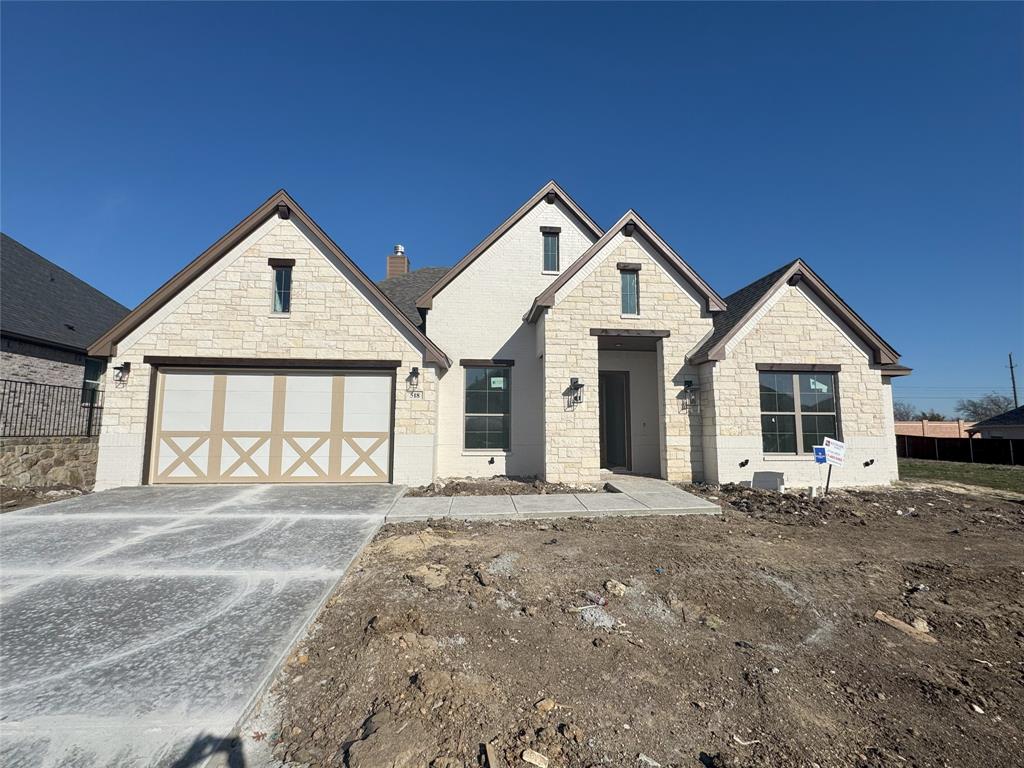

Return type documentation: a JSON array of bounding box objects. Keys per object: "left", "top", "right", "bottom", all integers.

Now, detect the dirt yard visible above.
[
  {"left": 258, "top": 482, "right": 1023, "bottom": 768},
  {"left": 406, "top": 476, "right": 598, "bottom": 497},
  {"left": 0, "top": 485, "right": 83, "bottom": 513}
]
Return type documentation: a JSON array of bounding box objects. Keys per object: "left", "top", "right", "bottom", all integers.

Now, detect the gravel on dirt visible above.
[
  {"left": 254, "top": 482, "right": 1023, "bottom": 768},
  {"left": 406, "top": 476, "right": 599, "bottom": 497}
]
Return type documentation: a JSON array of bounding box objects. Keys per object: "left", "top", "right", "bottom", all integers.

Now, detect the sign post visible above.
[{"left": 821, "top": 437, "right": 846, "bottom": 494}]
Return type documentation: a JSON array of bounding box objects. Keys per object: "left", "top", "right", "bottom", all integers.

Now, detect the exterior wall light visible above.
[
  {"left": 569, "top": 377, "right": 585, "bottom": 404},
  {"left": 407, "top": 366, "right": 420, "bottom": 391},
  {"left": 680, "top": 379, "right": 700, "bottom": 412},
  {"left": 112, "top": 362, "right": 132, "bottom": 384}
]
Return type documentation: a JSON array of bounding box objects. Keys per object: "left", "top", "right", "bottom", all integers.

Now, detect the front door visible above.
[{"left": 599, "top": 371, "right": 631, "bottom": 471}]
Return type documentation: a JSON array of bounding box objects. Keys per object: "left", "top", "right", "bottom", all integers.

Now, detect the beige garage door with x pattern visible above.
[{"left": 150, "top": 369, "right": 392, "bottom": 484}]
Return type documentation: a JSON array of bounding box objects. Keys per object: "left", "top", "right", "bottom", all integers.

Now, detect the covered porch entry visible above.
[{"left": 593, "top": 329, "right": 666, "bottom": 476}]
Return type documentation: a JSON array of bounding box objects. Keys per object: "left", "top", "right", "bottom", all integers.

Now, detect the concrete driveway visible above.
[{"left": 0, "top": 483, "right": 402, "bottom": 768}]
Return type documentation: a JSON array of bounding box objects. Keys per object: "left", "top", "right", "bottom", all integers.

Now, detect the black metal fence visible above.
[
  {"left": 897, "top": 434, "right": 1023, "bottom": 466},
  {"left": 0, "top": 380, "right": 104, "bottom": 437}
]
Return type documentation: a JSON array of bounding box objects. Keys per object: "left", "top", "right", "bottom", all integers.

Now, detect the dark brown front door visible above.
[{"left": 599, "top": 371, "right": 631, "bottom": 471}]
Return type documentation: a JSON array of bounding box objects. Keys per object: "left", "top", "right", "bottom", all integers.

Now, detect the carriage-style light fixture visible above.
[
  {"left": 569, "top": 377, "right": 585, "bottom": 405},
  {"left": 112, "top": 361, "right": 132, "bottom": 383},
  {"left": 407, "top": 366, "right": 420, "bottom": 391}
]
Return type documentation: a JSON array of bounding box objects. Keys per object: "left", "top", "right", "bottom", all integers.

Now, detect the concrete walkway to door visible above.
[{"left": 0, "top": 483, "right": 403, "bottom": 768}]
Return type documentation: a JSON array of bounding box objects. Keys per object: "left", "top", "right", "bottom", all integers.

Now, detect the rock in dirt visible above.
[
  {"left": 405, "top": 564, "right": 450, "bottom": 590},
  {"left": 535, "top": 697, "right": 557, "bottom": 713},
  {"left": 579, "top": 605, "right": 615, "bottom": 629},
  {"left": 701, "top": 613, "right": 724, "bottom": 631},
  {"left": 605, "top": 579, "right": 627, "bottom": 597},
  {"left": 522, "top": 747, "right": 550, "bottom": 767},
  {"left": 912, "top": 617, "right": 931, "bottom": 633}
]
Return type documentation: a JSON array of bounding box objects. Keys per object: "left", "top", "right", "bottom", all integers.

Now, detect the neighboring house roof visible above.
[
  {"left": 415, "top": 180, "right": 604, "bottom": 310},
  {"left": 0, "top": 233, "right": 130, "bottom": 353},
  {"left": 87, "top": 190, "right": 452, "bottom": 369},
  {"left": 525, "top": 209, "right": 728, "bottom": 323},
  {"left": 688, "top": 258, "right": 902, "bottom": 367},
  {"left": 377, "top": 267, "right": 449, "bottom": 328},
  {"left": 966, "top": 405, "right": 1024, "bottom": 434}
]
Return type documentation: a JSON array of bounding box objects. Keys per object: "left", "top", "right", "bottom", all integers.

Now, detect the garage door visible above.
[{"left": 150, "top": 369, "right": 393, "bottom": 484}]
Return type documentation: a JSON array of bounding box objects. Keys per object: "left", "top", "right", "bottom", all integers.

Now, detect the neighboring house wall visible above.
[
  {"left": 1, "top": 336, "right": 85, "bottom": 388},
  {"left": 972, "top": 425, "right": 1024, "bottom": 440},
  {"left": 895, "top": 419, "right": 976, "bottom": 438},
  {"left": 543, "top": 232, "right": 714, "bottom": 485},
  {"left": 703, "top": 282, "right": 899, "bottom": 487},
  {"left": 427, "top": 197, "right": 598, "bottom": 478},
  {"left": 94, "top": 215, "right": 439, "bottom": 490}
]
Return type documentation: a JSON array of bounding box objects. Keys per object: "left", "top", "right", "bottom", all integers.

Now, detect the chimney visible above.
[{"left": 386, "top": 244, "right": 409, "bottom": 278}]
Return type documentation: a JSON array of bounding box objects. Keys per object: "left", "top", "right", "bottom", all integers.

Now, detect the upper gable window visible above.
[
  {"left": 541, "top": 227, "right": 560, "bottom": 273},
  {"left": 269, "top": 258, "right": 294, "bottom": 314},
  {"left": 619, "top": 264, "right": 640, "bottom": 316}
]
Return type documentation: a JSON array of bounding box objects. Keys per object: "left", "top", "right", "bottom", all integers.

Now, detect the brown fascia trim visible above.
[
  {"left": 880, "top": 364, "right": 913, "bottom": 377},
  {"left": 267, "top": 257, "right": 295, "bottom": 268},
  {"left": 88, "top": 190, "right": 451, "bottom": 370},
  {"left": 526, "top": 210, "right": 727, "bottom": 323},
  {"left": 694, "top": 260, "right": 901, "bottom": 367},
  {"left": 755, "top": 363, "right": 842, "bottom": 372},
  {"left": 415, "top": 181, "right": 603, "bottom": 310},
  {"left": 540, "top": 226, "right": 561, "bottom": 234},
  {"left": 459, "top": 358, "right": 515, "bottom": 367},
  {"left": 143, "top": 356, "right": 401, "bottom": 370},
  {"left": 589, "top": 328, "right": 670, "bottom": 338},
  {"left": 616, "top": 262, "right": 642, "bottom": 271}
]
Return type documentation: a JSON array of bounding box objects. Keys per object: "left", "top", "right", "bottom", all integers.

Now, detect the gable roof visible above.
[
  {"left": 415, "top": 180, "right": 603, "bottom": 310},
  {"left": 378, "top": 267, "right": 449, "bottom": 328},
  {"left": 689, "top": 258, "right": 900, "bottom": 366},
  {"left": 525, "top": 209, "right": 727, "bottom": 323},
  {"left": 1, "top": 233, "right": 130, "bottom": 353},
  {"left": 87, "top": 190, "right": 451, "bottom": 368},
  {"left": 966, "top": 405, "right": 1024, "bottom": 433}
]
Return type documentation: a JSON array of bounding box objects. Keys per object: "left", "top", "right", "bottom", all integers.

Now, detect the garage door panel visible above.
[{"left": 152, "top": 370, "right": 392, "bottom": 484}]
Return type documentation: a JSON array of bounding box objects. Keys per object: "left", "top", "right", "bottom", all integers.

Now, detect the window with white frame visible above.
[{"left": 759, "top": 370, "right": 839, "bottom": 453}]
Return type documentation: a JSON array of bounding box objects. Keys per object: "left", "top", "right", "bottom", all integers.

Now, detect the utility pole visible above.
[{"left": 1011, "top": 353, "right": 1019, "bottom": 408}]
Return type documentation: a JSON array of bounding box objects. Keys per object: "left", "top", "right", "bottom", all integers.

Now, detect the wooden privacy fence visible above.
[
  {"left": 0, "top": 380, "right": 104, "bottom": 437},
  {"left": 897, "top": 433, "right": 1023, "bottom": 466}
]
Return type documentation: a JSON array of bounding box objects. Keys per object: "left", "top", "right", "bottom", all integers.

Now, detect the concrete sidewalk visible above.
[{"left": 386, "top": 477, "right": 719, "bottom": 522}]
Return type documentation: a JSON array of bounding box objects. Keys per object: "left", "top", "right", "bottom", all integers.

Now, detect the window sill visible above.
[
  {"left": 541, "top": 270, "right": 560, "bottom": 276},
  {"left": 462, "top": 449, "right": 512, "bottom": 456},
  {"left": 268, "top": 313, "right": 291, "bottom": 318},
  {"left": 620, "top": 314, "right": 641, "bottom": 320},
  {"left": 762, "top": 454, "right": 817, "bottom": 461}
]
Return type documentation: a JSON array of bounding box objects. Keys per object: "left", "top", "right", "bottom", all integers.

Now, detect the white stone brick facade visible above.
[{"left": 94, "top": 216, "right": 439, "bottom": 490}]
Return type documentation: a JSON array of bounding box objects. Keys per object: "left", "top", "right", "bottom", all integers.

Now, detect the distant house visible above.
[
  {"left": 967, "top": 406, "right": 1024, "bottom": 440},
  {"left": 895, "top": 419, "right": 976, "bottom": 438},
  {"left": 1, "top": 233, "right": 129, "bottom": 392}
]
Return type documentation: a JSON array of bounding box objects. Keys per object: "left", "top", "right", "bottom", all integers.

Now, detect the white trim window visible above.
[
  {"left": 542, "top": 229, "right": 560, "bottom": 272},
  {"left": 759, "top": 370, "right": 839, "bottom": 453}
]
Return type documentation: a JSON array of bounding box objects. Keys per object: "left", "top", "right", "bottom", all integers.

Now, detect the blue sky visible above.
[{"left": 2, "top": 2, "right": 1021, "bottom": 415}]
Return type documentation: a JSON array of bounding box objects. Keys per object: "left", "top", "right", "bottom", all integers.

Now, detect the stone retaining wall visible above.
[{"left": 0, "top": 436, "right": 99, "bottom": 489}]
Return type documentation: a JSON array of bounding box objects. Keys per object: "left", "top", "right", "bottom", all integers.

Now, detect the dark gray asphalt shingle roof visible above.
[
  {"left": 691, "top": 259, "right": 798, "bottom": 361},
  {"left": 1, "top": 233, "right": 130, "bottom": 352},
  {"left": 377, "top": 267, "right": 449, "bottom": 328},
  {"left": 968, "top": 405, "right": 1024, "bottom": 432}
]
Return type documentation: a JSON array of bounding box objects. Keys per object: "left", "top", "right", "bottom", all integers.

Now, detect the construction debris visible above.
[{"left": 874, "top": 610, "right": 939, "bottom": 645}]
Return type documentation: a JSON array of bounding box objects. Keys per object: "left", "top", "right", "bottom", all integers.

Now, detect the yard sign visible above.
[{"left": 823, "top": 437, "right": 846, "bottom": 467}]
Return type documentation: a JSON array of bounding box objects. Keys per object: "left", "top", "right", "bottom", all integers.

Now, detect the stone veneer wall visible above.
[
  {"left": 0, "top": 436, "right": 98, "bottom": 488},
  {"left": 704, "top": 282, "right": 899, "bottom": 487},
  {"left": 95, "top": 215, "right": 439, "bottom": 490},
  {"left": 543, "top": 233, "right": 714, "bottom": 484}
]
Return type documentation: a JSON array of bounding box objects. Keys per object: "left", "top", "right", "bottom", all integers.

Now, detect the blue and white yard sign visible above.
[{"left": 813, "top": 446, "right": 827, "bottom": 464}]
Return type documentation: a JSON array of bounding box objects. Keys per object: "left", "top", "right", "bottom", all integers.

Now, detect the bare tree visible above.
[
  {"left": 893, "top": 401, "right": 917, "bottom": 421},
  {"left": 916, "top": 408, "right": 948, "bottom": 421},
  {"left": 956, "top": 393, "right": 1014, "bottom": 421}
]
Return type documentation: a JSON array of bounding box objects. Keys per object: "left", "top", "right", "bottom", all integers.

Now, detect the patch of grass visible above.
[{"left": 899, "top": 458, "right": 1024, "bottom": 494}]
